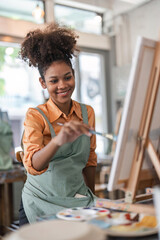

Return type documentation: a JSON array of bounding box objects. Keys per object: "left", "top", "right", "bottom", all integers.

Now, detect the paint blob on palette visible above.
[
  {"left": 89, "top": 213, "right": 158, "bottom": 237},
  {"left": 56, "top": 207, "right": 110, "bottom": 221},
  {"left": 105, "top": 214, "right": 158, "bottom": 237}
]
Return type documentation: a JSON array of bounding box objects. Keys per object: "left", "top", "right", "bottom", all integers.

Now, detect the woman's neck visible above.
[{"left": 54, "top": 100, "right": 72, "bottom": 116}]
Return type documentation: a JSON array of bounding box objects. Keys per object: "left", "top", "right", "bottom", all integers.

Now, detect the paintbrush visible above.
[
  {"left": 57, "top": 122, "right": 117, "bottom": 141},
  {"left": 89, "top": 129, "right": 117, "bottom": 141}
]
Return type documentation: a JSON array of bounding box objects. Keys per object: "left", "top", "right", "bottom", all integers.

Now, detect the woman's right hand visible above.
[
  {"left": 32, "top": 120, "right": 92, "bottom": 171},
  {"left": 53, "top": 120, "right": 92, "bottom": 147}
]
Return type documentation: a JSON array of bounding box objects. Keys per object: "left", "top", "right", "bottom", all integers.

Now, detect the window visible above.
[
  {"left": 0, "top": 42, "right": 44, "bottom": 116},
  {"left": 79, "top": 52, "right": 104, "bottom": 153},
  {"left": 0, "top": 41, "right": 45, "bottom": 148},
  {"left": 55, "top": 4, "right": 103, "bottom": 35},
  {"left": 0, "top": 0, "right": 44, "bottom": 23},
  {"left": 73, "top": 49, "right": 111, "bottom": 154},
  {"left": 0, "top": 1, "right": 103, "bottom": 33}
]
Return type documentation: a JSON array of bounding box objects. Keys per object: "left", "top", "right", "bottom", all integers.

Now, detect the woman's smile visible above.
[{"left": 56, "top": 88, "right": 72, "bottom": 97}]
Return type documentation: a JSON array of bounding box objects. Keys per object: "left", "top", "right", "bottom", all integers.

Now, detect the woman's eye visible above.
[
  {"left": 51, "top": 79, "right": 58, "bottom": 84},
  {"left": 65, "top": 76, "right": 72, "bottom": 81}
]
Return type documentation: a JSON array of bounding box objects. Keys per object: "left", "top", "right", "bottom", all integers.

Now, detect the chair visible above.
[{"left": 15, "top": 152, "right": 24, "bottom": 163}]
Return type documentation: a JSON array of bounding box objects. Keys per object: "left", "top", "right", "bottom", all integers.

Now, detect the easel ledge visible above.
[{"left": 95, "top": 198, "right": 155, "bottom": 215}]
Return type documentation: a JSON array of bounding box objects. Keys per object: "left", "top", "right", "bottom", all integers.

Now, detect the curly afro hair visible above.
[{"left": 20, "top": 23, "right": 79, "bottom": 80}]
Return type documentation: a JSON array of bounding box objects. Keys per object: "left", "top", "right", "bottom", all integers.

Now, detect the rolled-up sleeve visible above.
[
  {"left": 23, "top": 108, "right": 49, "bottom": 175},
  {"left": 86, "top": 105, "right": 97, "bottom": 167}
]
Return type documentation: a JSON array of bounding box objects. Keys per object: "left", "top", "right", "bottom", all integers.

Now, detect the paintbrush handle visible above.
[
  {"left": 57, "top": 122, "right": 64, "bottom": 126},
  {"left": 57, "top": 123, "right": 117, "bottom": 141},
  {"left": 89, "top": 130, "right": 117, "bottom": 141},
  {"left": 89, "top": 129, "right": 102, "bottom": 136}
]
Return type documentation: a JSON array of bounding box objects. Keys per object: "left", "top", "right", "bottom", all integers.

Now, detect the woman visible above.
[{"left": 19, "top": 23, "right": 97, "bottom": 225}]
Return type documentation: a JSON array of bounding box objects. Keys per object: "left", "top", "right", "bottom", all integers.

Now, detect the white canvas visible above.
[{"left": 108, "top": 36, "right": 160, "bottom": 191}]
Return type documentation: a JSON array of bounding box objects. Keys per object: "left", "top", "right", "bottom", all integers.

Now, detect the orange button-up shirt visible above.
[{"left": 23, "top": 98, "right": 97, "bottom": 175}]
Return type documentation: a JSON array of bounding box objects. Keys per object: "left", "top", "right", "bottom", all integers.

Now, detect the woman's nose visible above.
[{"left": 57, "top": 80, "right": 66, "bottom": 89}]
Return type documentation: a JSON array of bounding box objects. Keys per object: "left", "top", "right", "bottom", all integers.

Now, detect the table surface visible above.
[{"left": 0, "top": 164, "right": 26, "bottom": 184}]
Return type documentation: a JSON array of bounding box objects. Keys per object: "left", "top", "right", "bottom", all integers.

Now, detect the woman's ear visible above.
[{"left": 39, "top": 77, "right": 46, "bottom": 89}]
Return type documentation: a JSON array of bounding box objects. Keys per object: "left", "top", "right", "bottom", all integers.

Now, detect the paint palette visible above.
[
  {"left": 56, "top": 207, "right": 110, "bottom": 221},
  {"left": 105, "top": 216, "right": 158, "bottom": 237},
  {"left": 89, "top": 212, "right": 158, "bottom": 237}
]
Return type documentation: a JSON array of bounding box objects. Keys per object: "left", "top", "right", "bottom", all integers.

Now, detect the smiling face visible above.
[{"left": 39, "top": 61, "right": 75, "bottom": 114}]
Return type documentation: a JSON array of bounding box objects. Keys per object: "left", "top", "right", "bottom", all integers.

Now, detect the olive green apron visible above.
[{"left": 22, "top": 104, "right": 96, "bottom": 223}]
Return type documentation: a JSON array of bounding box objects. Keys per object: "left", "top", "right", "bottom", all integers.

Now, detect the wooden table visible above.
[{"left": 0, "top": 165, "right": 26, "bottom": 234}]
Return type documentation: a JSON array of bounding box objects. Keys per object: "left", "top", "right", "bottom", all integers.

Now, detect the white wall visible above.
[
  {"left": 129, "top": 0, "right": 160, "bottom": 56},
  {"left": 109, "top": 0, "right": 160, "bottom": 124},
  {"left": 114, "top": 0, "right": 160, "bottom": 66}
]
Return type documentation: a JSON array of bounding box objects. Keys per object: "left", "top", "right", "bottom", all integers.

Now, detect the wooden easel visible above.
[
  {"left": 124, "top": 40, "right": 160, "bottom": 204},
  {"left": 96, "top": 40, "right": 160, "bottom": 215}
]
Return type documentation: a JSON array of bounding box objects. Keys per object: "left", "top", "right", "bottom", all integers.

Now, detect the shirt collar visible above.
[
  {"left": 69, "top": 100, "right": 83, "bottom": 121},
  {"left": 46, "top": 98, "right": 83, "bottom": 122}
]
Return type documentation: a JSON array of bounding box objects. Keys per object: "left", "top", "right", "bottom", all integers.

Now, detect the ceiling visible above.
[{"left": 55, "top": 0, "right": 152, "bottom": 16}]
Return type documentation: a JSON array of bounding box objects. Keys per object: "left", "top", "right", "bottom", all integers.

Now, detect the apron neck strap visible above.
[
  {"left": 35, "top": 107, "right": 56, "bottom": 137},
  {"left": 80, "top": 103, "right": 88, "bottom": 125}
]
